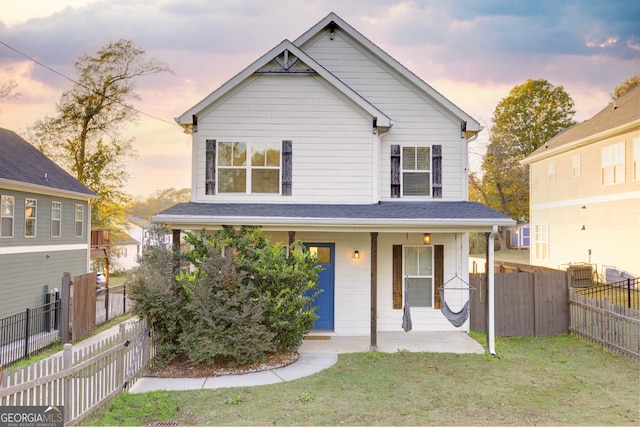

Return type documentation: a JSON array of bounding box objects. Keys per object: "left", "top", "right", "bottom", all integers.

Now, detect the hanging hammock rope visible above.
[{"left": 439, "top": 233, "right": 474, "bottom": 327}]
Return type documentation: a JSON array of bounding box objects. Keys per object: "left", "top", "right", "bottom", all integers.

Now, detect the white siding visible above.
[
  {"left": 194, "top": 75, "right": 375, "bottom": 204},
  {"left": 302, "top": 31, "right": 467, "bottom": 201}
]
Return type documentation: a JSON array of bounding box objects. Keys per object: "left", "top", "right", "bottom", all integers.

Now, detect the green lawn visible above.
[
  {"left": 91, "top": 334, "right": 639, "bottom": 426},
  {"left": 471, "top": 249, "right": 530, "bottom": 264}
]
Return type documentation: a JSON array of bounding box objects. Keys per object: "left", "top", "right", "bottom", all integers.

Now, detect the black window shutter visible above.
[
  {"left": 392, "top": 245, "right": 403, "bottom": 309},
  {"left": 205, "top": 139, "right": 216, "bottom": 195},
  {"left": 434, "top": 244, "right": 443, "bottom": 309},
  {"left": 390, "top": 145, "right": 401, "bottom": 198},
  {"left": 432, "top": 144, "right": 442, "bottom": 198},
  {"left": 282, "top": 140, "right": 292, "bottom": 196}
]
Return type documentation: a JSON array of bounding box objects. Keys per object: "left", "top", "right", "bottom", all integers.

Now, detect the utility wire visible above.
[{"left": 0, "top": 40, "right": 179, "bottom": 127}]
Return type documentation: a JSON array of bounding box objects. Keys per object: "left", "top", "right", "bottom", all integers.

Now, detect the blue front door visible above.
[{"left": 305, "top": 243, "right": 335, "bottom": 330}]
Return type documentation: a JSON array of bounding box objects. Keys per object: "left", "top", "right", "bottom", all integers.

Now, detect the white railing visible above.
[{"left": 0, "top": 319, "right": 153, "bottom": 426}]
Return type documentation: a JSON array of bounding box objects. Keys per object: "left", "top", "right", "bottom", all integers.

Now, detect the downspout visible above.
[{"left": 487, "top": 225, "right": 498, "bottom": 356}]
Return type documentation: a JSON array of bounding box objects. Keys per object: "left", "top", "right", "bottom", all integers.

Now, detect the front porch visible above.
[{"left": 300, "top": 331, "right": 485, "bottom": 354}]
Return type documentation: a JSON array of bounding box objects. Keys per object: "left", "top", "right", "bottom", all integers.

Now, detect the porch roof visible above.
[{"left": 153, "top": 201, "right": 515, "bottom": 232}]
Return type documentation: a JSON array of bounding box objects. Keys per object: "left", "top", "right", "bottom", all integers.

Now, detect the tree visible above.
[
  {"left": 612, "top": 73, "right": 640, "bottom": 99},
  {"left": 27, "top": 39, "right": 172, "bottom": 230},
  {"left": 0, "top": 79, "right": 18, "bottom": 102},
  {"left": 129, "top": 188, "right": 191, "bottom": 220},
  {"left": 471, "top": 79, "right": 576, "bottom": 248}
]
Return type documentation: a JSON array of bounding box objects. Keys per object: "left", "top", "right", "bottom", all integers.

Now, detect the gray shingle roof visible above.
[
  {"left": 156, "top": 201, "right": 513, "bottom": 222},
  {"left": 0, "top": 128, "right": 95, "bottom": 197}
]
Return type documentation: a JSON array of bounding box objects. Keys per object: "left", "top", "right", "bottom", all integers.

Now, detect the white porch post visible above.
[{"left": 487, "top": 225, "right": 498, "bottom": 355}]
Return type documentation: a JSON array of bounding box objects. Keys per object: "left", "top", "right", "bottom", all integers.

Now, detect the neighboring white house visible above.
[
  {"left": 522, "top": 85, "right": 640, "bottom": 280},
  {"left": 0, "top": 128, "right": 96, "bottom": 319},
  {"left": 153, "top": 13, "right": 514, "bottom": 348},
  {"left": 111, "top": 233, "right": 140, "bottom": 271}
]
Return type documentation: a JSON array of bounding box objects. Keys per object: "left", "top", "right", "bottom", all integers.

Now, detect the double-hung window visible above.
[
  {"left": 1, "top": 195, "right": 14, "bottom": 238},
  {"left": 402, "top": 146, "right": 431, "bottom": 196},
  {"left": 25, "top": 198, "right": 37, "bottom": 237},
  {"left": 601, "top": 142, "right": 625, "bottom": 185},
  {"left": 218, "top": 141, "right": 281, "bottom": 194},
  {"left": 534, "top": 224, "right": 549, "bottom": 261},
  {"left": 572, "top": 155, "right": 581, "bottom": 177},
  {"left": 51, "top": 201, "right": 62, "bottom": 237},
  {"left": 404, "top": 245, "right": 434, "bottom": 307},
  {"left": 75, "top": 205, "right": 84, "bottom": 237}
]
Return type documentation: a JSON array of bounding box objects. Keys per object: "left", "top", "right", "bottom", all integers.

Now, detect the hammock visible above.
[{"left": 439, "top": 274, "right": 474, "bottom": 327}]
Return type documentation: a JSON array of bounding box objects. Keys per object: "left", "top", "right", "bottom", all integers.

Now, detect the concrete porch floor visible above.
[{"left": 299, "top": 331, "right": 485, "bottom": 354}]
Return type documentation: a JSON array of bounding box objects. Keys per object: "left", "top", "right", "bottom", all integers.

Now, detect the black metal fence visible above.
[
  {"left": 0, "top": 292, "right": 61, "bottom": 367},
  {"left": 574, "top": 278, "right": 639, "bottom": 310},
  {"left": 96, "top": 284, "right": 129, "bottom": 325}
]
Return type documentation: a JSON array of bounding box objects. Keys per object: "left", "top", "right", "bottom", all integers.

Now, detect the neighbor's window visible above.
[
  {"left": 572, "top": 155, "right": 581, "bottom": 177},
  {"left": 218, "top": 141, "right": 280, "bottom": 193},
  {"left": 633, "top": 137, "right": 640, "bottom": 181},
  {"left": 534, "top": 224, "right": 549, "bottom": 261},
  {"left": 75, "top": 205, "right": 84, "bottom": 237},
  {"left": 51, "top": 201, "right": 61, "bottom": 237},
  {"left": 25, "top": 198, "right": 37, "bottom": 238},
  {"left": 1, "top": 195, "right": 14, "bottom": 238},
  {"left": 601, "top": 141, "right": 625, "bottom": 185},
  {"left": 404, "top": 245, "right": 433, "bottom": 307},
  {"left": 547, "top": 162, "right": 556, "bottom": 182},
  {"left": 402, "top": 146, "right": 431, "bottom": 196}
]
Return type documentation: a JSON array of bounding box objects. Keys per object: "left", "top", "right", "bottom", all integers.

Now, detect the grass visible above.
[
  {"left": 471, "top": 248, "right": 530, "bottom": 264},
  {"left": 91, "top": 334, "right": 639, "bottom": 426}
]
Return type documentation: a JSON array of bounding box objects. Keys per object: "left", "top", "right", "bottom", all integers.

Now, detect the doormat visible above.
[{"left": 304, "top": 335, "right": 331, "bottom": 340}]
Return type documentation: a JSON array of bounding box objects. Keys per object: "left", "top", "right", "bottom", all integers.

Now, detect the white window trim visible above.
[
  {"left": 217, "top": 141, "right": 282, "bottom": 194},
  {"left": 403, "top": 245, "right": 434, "bottom": 308},
  {"left": 75, "top": 204, "right": 84, "bottom": 237},
  {"left": 1, "top": 194, "right": 15, "bottom": 238},
  {"left": 401, "top": 145, "right": 432, "bottom": 198},
  {"left": 51, "top": 201, "right": 62, "bottom": 238},
  {"left": 601, "top": 141, "right": 625, "bottom": 186},
  {"left": 25, "top": 198, "right": 37, "bottom": 238}
]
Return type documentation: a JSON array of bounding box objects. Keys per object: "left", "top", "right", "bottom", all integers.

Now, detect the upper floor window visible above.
[
  {"left": 572, "top": 155, "right": 581, "bottom": 177},
  {"left": 25, "top": 198, "right": 37, "bottom": 238},
  {"left": 633, "top": 137, "right": 640, "bottom": 181},
  {"left": 402, "top": 146, "right": 431, "bottom": 196},
  {"left": 601, "top": 141, "right": 625, "bottom": 185},
  {"left": 75, "top": 205, "right": 84, "bottom": 237},
  {"left": 217, "top": 141, "right": 281, "bottom": 194},
  {"left": 404, "top": 245, "right": 433, "bottom": 307},
  {"left": 1, "top": 195, "right": 14, "bottom": 238},
  {"left": 51, "top": 201, "right": 62, "bottom": 237}
]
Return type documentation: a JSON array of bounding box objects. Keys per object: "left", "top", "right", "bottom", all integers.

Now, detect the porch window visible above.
[
  {"left": 218, "top": 141, "right": 281, "bottom": 193},
  {"left": 402, "top": 146, "right": 431, "bottom": 196},
  {"left": 1, "top": 195, "right": 14, "bottom": 238},
  {"left": 534, "top": 224, "right": 549, "bottom": 260},
  {"left": 404, "top": 245, "right": 433, "bottom": 307},
  {"left": 25, "top": 198, "right": 37, "bottom": 238},
  {"left": 51, "top": 201, "right": 61, "bottom": 237},
  {"left": 75, "top": 205, "right": 84, "bottom": 237}
]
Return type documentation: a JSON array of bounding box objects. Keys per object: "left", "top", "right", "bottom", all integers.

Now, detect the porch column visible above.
[
  {"left": 485, "top": 226, "right": 498, "bottom": 355},
  {"left": 370, "top": 232, "right": 378, "bottom": 351},
  {"left": 172, "top": 229, "right": 181, "bottom": 274},
  {"left": 288, "top": 231, "right": 296, "bottom": 246}
]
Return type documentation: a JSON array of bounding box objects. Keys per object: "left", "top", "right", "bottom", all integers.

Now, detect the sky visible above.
[{"left": 1, "top": 0, "right": 639, "bottom": 198}]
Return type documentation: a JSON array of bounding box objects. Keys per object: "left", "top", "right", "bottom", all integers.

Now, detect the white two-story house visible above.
[{"left": 153, "top": 13, "right": 514, "bottom": 348}]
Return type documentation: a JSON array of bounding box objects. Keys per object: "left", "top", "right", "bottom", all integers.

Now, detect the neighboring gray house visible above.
[
  {"left": 0, "top": 128, "right": 96, "bottom": 319},
  {"left": 154, "top": 13, "right": 514, "bottom": 350}
]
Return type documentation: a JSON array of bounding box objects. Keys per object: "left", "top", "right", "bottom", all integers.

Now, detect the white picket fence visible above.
[{"left": 0, "top": 319, "right": 153, "bottom": 426}]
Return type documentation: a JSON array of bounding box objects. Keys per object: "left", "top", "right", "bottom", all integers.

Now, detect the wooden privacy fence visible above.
[
  {"left": 72, "top": 272, "right": 97, "bottom": 342},
  {"left": 470, "top": 271, "right": 570, "bottom": 336},
  {"left": 570, "top": 293, "right": 640, "bottom": 360},
  {"left": 0, "top": 319, "right": 153, "bottom": 426}
]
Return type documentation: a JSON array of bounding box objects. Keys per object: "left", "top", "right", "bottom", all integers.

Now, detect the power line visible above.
[{"left": 0, "top": 40, "right": 180, "bottom": 127}]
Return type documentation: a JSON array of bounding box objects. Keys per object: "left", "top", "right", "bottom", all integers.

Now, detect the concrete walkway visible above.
[{"left": 128, "top": 331, "right": 484, "bottom": 394}]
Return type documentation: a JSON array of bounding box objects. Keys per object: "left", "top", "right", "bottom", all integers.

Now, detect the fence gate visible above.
[{"left": 73, "top": 272, "right": 97, "bottom": 342}]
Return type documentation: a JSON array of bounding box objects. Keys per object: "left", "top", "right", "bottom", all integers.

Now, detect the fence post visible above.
[
  {"left": 105, "top": 287, "right": 110, "bottom": 323},
  {"left": 627, "top": 278, "right": 632, "bottom": 309},
  {"left": 123, "top": 284, "right": 127, "bottom": 316},
  {"left": 23, "top": 308, "right": 30, "bottom": 359},
  {"left": 60, "top": 273, "right": 71, "bottom": 344},
  {"left": 63, "top": 343, "right": 72, "bottom": 423},
  {"left": 54, "top": 291, "right": 60, "bottom": 331},
  {"left": 45, "top": 292, "right": 51, "bottom": 332}
]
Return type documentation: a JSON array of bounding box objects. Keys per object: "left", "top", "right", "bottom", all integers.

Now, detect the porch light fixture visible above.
[
  {"left": 423, "top": 233, "right": 431, "bottom": 245},
  {"left": 353, "top": 250, "right": 360, "bottom": 259}
]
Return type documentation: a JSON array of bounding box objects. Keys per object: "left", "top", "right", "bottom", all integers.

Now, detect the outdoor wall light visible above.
[
  {"left": 353, "top": 250, "right": 360, "bottom": 259},
  {"left": 423, "top": 233, "right": 431, "bottom": 245}
]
